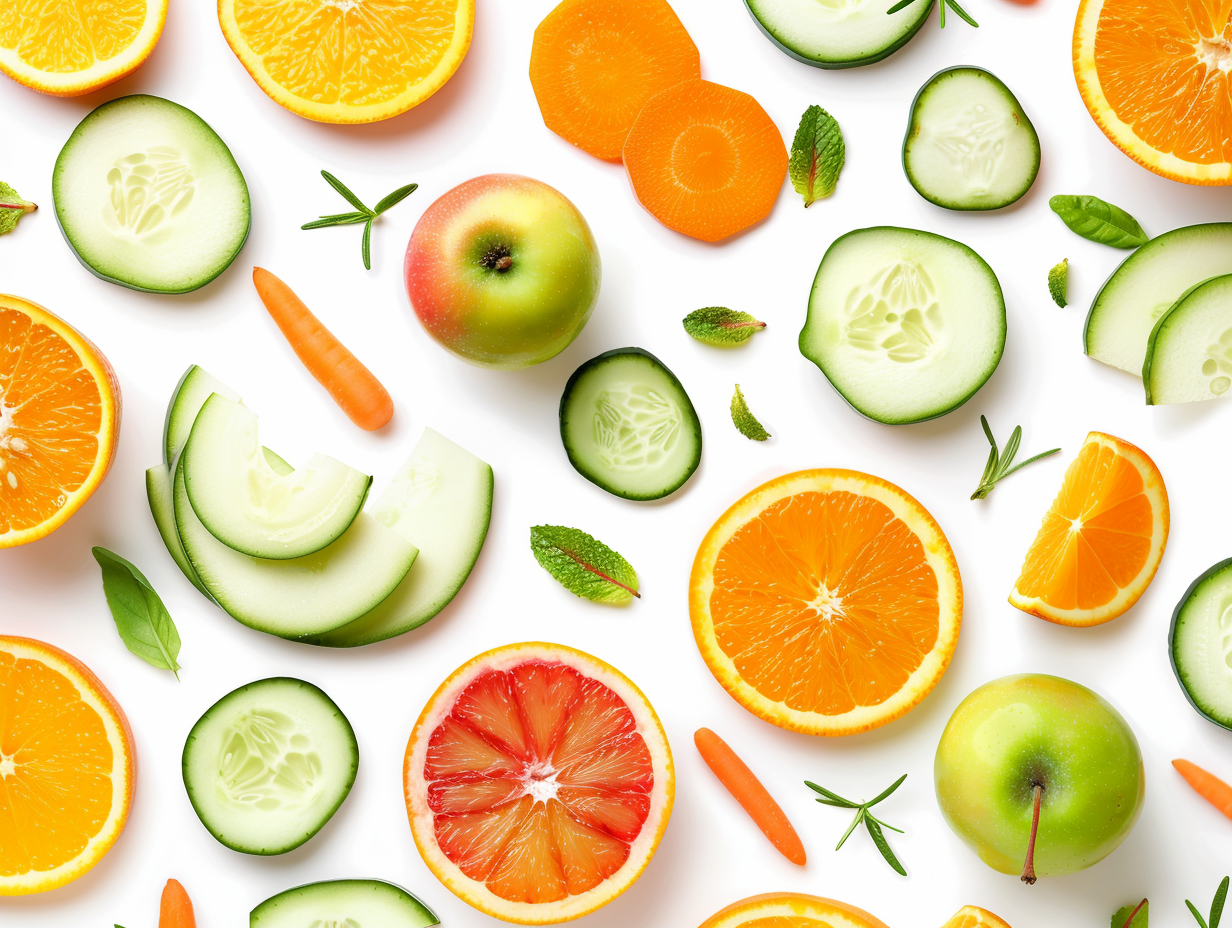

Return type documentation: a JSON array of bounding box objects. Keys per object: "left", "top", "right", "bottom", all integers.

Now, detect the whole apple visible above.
[
  {"left": 934, "top": 674, "right": 1144, "bottom": 882},
  {"left": 404, "top": 174, "right": 601, "bottom": 369}
]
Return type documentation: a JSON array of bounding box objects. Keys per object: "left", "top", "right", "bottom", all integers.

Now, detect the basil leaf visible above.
[
  {"left": 1048, "top": 258, "right": 1068, "bottom": 307},
  {"left": 789, "top": 105, "right": 845, "bottom": 207},
  {"left": 731, "top": 385, "right": 771, "bottom": 441},
  {"left": 530, "top": 525, "right": 639, "bottom": 604},
  {"left": 92, "top": 547, "right": 181, "bottom": 678},
  {"left": 1049, "top": 195, "right": 1148, "bottom": 248},
  {"left": 682, "top": 307, "right": 765, "bottom": 346}
]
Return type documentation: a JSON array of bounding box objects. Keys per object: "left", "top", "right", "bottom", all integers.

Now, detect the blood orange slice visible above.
[{"left": 404, "top": 642, "right": 673, "bottom": 924}]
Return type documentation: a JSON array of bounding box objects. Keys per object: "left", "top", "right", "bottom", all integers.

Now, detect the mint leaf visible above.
[
  {"left": 0, "top": 180, "right": 36, "bottom": 235},
  {"left": 789, "top": 105, "right": 845, "bottom": 206},
  {"left": 1049, "top": 195, "right": 1148, "bottom": 248},
  {"left": 682, "top": 307, "right": 765, "bottom": 346},
  {"left": 731, "top": 385, "right": 770, "bottom": 441},
  {"left": 1113, "top": 899, "right": 1148, "bottom": 928},
  {"left": 530, "top": 525, "right": 639, "bottom": 604},
  {"left": 92, "top": 547, "right": 181, "bottom": 678},
  {"left": 1048, "top": 258, "right": 1068, "bottom": 307}
]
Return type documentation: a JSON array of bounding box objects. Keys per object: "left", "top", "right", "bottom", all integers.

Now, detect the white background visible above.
[{"left": 3, "top": 0, "right": 1232, "bottom": 926}]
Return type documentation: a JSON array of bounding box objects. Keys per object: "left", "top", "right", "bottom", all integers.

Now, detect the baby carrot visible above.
[
  {"left": 1174, "top": 758, "right": 1232, "bottom": 821},
  {"left": 252, "top": 267, "right": 394, "bottom": 431},
  {"left": 695, "top": 727, "right": 806, "bottom": 865},
  {"left": 159, "top": 879, "right": 196, "bottom": 928}
]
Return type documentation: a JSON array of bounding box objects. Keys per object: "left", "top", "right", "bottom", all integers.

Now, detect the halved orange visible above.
[
  {"left": 0, "top": 295, "right": 120, "bottom": 548},
  {"left": 218, "top": 0, "right": 475, "bottom": 124},
  {"left": 1075, "top": 0, "right": 1232, "bottom": 184},
  {"left": 1010, "top": 432, "right": 1168, "bottom": 626},
  {"left": 404, "top": 642, "right": 673, "bottom": 924},
  {"left": 0, "top": 0, "right": 167, "bottom": 96},
  {"left": 691, "top": 469, "right": 962, "bottom": 737},
  {"left": 0, "top": 636, "right": 136, "bottom": 895},
  {"left": 698, "top": 893, "right": 892, "bottom": 928},
  {"left": 942, "top": 905, "right": 1013, "bottom": 928}
]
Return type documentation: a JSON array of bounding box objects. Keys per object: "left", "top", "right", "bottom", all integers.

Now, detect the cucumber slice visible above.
[
  {"left": 1086, "top": 223, "right": 1232, "bottom": 375},
  {"left": 53, "top": 95, "right": 249, "bottom": 294},
  {"left": 304, "top": 429, "right": 493, "bottom": 648},
  {"left": 164, "top": 365, "right": 242, "bottom": 467},
  {"left": 559, "top": 348, "right": 701, "bottom": 501},
  {"left": 743, "top": 0, "right": 932, "bottom": 69},
  {"left": 184, "top": 394, "right": 371, "bottom": 559},
  {"left": 1144, "top": 275, "right": 1232, "bottom": 405},
  {"left": 1170, "top": 558, "right": 1232, "bottom": 732},
  {"left": 183, "top": 678, "right": 357, "bottom": 855},
  {"left": 174, "top": 457, "right": 417, "bottom": 639},
  {"left": 799, "top": 226, "right": 1006, "bottom": 424},
  {"left": 903, "top": 67, "right": 1040, "bottom": 211},
  {"left": 251, "top": 879, "right": 439, "bottom": 928}
]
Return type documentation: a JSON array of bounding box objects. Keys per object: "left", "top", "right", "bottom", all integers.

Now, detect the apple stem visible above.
[{"left": 1021, "top": 783, "right": 1043, "bottom": 885}]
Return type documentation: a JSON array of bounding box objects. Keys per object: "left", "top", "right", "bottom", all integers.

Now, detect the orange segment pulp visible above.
[
  {"left": 691, "top": 469, "right": 962, "bottom": 736},
  {"left": 1075, "top": 0, "right": 1232, "bottom": 184},
  {"left": 1011, "top": 432, "right": 1169, "bottom": 626},
  {"left": 941, "top": 906, "right": 1014, "bottom": 928},
  {"left": 0, "top": 636, "right": 135, "bottom": 895},
  {"left": 0, "top": 295, "right": 120, "bottom": 548},
  {"left": 405, "top": 642, "right": 673, "bottom": 924},
  {"left": 218, "top": 0, "right": 475, "bottom": 124},
  {"left": 698, "top": 893, "right": 892, "bottom": 928}
]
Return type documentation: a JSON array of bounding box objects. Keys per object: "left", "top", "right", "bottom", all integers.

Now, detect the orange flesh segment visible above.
[
  {"left": 424, "top": 660, "right": 654, "bottom": 904},
  {"left": 741, "top": 920, "right": 830, "bottom": 927},
  {"left": 0, "top": 0, "right": 145, "bottom": 71},
  {"left": 530, "top": 0, "right": 701, "bottom": 161},
  {"left": 709, "top": 491, "right": 940, "bottom": 716}
]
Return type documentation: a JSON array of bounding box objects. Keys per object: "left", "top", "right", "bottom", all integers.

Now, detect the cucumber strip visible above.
[
  {"left": 251, "top": 879, "right": 439, "bottom": 928},
  {"left": 799, "top": 226, "right": 1005, "bottom": 424},
  {"left": 744, "top": 0, "right": 932, "bottom": 69},
  {"left": 1144, "top": 275, "right": 1232, "bottom": 405},
  {"left": 164, "top": 364, "right": 241, "bottom": 467},
  {"left": 1170, "top": 558, "right": 1232, "bottom": 732},
  {"left": 183, "top": 678, "right": 358, "bottom": 855}
]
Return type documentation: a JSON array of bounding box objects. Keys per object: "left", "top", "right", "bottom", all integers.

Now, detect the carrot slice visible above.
[
  {"left": 160, "top": 879, "right": 196, "bottom": 928},
  {"left": 530, "top": 0, "right": 700, "bottom": 162},
  {"left": 624, "top": 79, "right": 787, "bottom": 242}
]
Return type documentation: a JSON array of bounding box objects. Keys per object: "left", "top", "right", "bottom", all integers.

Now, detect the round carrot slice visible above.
[
  {"left": 530, "top": 0, "right": 700, "bottom": 162},
  {"left": 624, "top": 79, "right": 787, "bottom": 242}
]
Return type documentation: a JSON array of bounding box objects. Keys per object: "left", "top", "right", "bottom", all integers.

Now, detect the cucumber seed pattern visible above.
[
  {"left": 931, "top": 102, "right": 1012, "bottom": 194},
  {"left": 108, "top": 148, "right": 195, "bottom": 236},
  {"left": 218, "top": 709, "right": 324, "bottom": 814},
  {"left": 1201, "top": 329, "right": 1232, "bottom": 397},
  {"left": 845, "top": 261, "right": 943, "bottom": 363},
  {"left": 593, "top": 386, "right": 682, "bottom": 471}
]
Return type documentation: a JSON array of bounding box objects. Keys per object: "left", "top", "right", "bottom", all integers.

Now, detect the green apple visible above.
[{"left": 934, "top": 674, "right": 1144, "bottom": 882}]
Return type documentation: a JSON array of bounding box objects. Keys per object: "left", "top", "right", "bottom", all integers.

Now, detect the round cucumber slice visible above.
[
  {"left": 251, "top": 879, "right": 439, "bottom": 928},
  {"left": 799, "top": 226, "right": 1005, "bottom": 424},
  {"left": 903, "top": 67, "right": 1040, "bottom": 211},
  {"left": 1144, "top": 274, "right": 1232, "bottom": 405},
  {"left": 1170, "top": 558, "right": 1232, "bottom": 732},
  {"left": 183, "top": 678, "right": 357, "bottom": 855},
  {"left": 1085, "top": 223, "right": 1232, "bottom": 375},
  {"left": 744, "top": 0, "right": 932, "bottom": 69},
  {"left": 53, "top": 95, "right": 250, "bottom": 294},
  {"left": 559, "top": 348, "right": 702, "bottom": 501},
  {"left": 164, "top": 365, "right": 241, "bottom": 467}
]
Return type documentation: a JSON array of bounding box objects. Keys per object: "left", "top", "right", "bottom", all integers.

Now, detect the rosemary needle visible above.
[{"left": 301, "top": 170, "right": 417, "bottom": 270}]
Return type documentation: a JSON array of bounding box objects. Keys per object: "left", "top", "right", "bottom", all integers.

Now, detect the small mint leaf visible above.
[
  {"left": 789, "top": 105, "right": 845, "bottom": 207},
  {"left": 682, "top": 307, "right": 765, "bottom": 347},
  {"left": 1048, "top": 258, "right": 1068, "bottom": 307},
  {"left": 731, "top": 385, "right": 770, "bottom": 441},
  {"left": 530, "top": 525, "right": 639, "bottom": 604},
  {"left": 1113, "top": 899, "right": 1149, "bottom": 928},
  {"left": 0, "top": 180, "right": 36, "bottom": 236}
]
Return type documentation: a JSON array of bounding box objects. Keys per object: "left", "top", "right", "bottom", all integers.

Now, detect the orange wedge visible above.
[
  {"left": 942, "top": 906, "right": 1013, "bottom": 928},
  {"left": 1011, "top": 432, "right": 1168, "bottom": 626},
  {"left": 0, "top": 636, "right": 136, "bottom": 895},
  {"left": 1, "top": 295, "right": 120, "bottom": 548},
  {"left": 1075, "top": 0, "right": 1232, "bottom": 184},
  {"left": 404, "top": 642, "right": 673, "bottom": 924},
  {"left": 218, "top": 0, "right": 474, "bottom": 124},
  {"left": 699, "top": 893, "right": 892, "bottom": 928},
  {"left": 0, "top": 0, "right": 166, "bottom": 96},
  {"left": 690, "top": 469, "right": 962, "bottom": 736}
]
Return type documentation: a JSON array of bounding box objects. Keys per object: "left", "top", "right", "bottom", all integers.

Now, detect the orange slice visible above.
[
  {"left": 690, "top": 469, "right": 962, "bottom": 737},
  {"left": 404, "top": 642, "right": 673, "bottom": 924},
  {"left": 1010, "top": 432, "right": 1168, "bottom": 626},
  {"left": 942, "top": 906, "right": 1013, "bottom": 928},
  {"left": 0, "top": 0, "right": 166, "bottom": 96},
  {"left": 699, "top": 893, "right": 892, "bottom": 928},
  {"left": 1075, "top": 0, "right": 1232, "bottom": 184},
  {"left": 0, "top": 636, "right": 136, "bottom": 895},
  {"left": 218, "top": 0, "right": 474, "bottom": 124},
  {"left": 0, "top": 294, "right": 120, "bottom": 548}
]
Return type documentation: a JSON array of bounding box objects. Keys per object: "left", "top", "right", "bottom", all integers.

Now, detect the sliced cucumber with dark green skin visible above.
[
  {"left": 744, "top": 0, "right": 932, "bottom": 69},
  {"left": 164, "top": 365, "right": 241, "bottom": 467},
  {"left": 903, "top": 68, "right": 1040, "bottom": 211},
  {"left": 183, "top": 678, "right": 358, "bottom": 855},
  {"left": 251, "top": 879, "right": 439, "bottom": 928},
  {"left": 559, "top": 348, "right": 701, "bottom": 501},
  {"left": 1170, "top": 558, "right": 1232, "bottom": 732},
  {"left": 1144, "top": 274, "right": 1232, "bottom": 405},
  {"left": 799, "top": 226, "right": 1005, "bottom": 424}
]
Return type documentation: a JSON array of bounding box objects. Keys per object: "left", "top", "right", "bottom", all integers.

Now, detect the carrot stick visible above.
[
  {"left": 695, "top": 727, "right": 806, "bottom": 865},
  {"left": 252, "top": 267, "right": 394, "bottom": 431},
  {"left": 1174, "top": 758, "right": 1232, "bottom": 820},
  {"left": 159, "top": 879, "right": 196, "bottom": 928}
]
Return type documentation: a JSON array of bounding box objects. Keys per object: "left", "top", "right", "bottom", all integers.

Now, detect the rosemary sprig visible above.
[
  {"left": 887, "top": 0, "right": 978, "bottom": 28},
  {"left": 1187, "top": 876, "right": 1229, "bottom": 928},
  {"left": 971, "top": 416, "right": 1060, "bottom": 500},
  {"left": 805, "top": 774, "right": 908, "bottom": 875},
  {"left": 302, "top": 171, "right": 418, "bottom": 270}
]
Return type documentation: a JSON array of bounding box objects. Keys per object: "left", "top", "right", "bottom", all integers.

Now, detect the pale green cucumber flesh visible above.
[
  {"left": 164, "top": 365, "right": 241, "bottom": 467},
  {"left": 250, "top": 879, "right": 439, "bottom": 928},
  {"left": 1144, "top": 274, "right": 1232, "bottom": 405},
  {"left": 744, "top": 0, "right": 932, "bottom": 68},
  {"left": 1170, "top": 558, "right": 1232, "bottom": 732}
]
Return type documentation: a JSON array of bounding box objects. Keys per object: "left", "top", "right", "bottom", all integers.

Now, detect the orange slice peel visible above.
[
  {"left": 698, "top": 893, "right": 892, "bottom": 928},
  {"left": 942, "top": 905, "right": 1014, "bottom": 928}
]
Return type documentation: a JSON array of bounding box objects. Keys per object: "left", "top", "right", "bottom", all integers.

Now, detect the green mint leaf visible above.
[
  {"left": 0, "top": 180, "right": 36, "bottom": 235},
  {"left": 1113, "top": 899, "right": 1149, "bottom": 928},
  {"left": 682, "top": 307, "right": 766, "bottom": 346},
  {"left": 92, "top": 547, "right": 181, "bottom": 678},
  {"left": 530, "top": 525, "right": 640, "bottom": 604},
  {"left": 731, "top": 385, "right": 770, "bottom": 441},
  {"left": 789, "top": 105, "right": 845, "bottom": 207},
  {"left": 1049, "top": 195, "right": 1148, "bottom": 248},
  {"left": 1048, "top": 258, "right": 1068, "bottom": 307},
  {"left": 373, "top": 182, "right": 418, "bottom": 215}
]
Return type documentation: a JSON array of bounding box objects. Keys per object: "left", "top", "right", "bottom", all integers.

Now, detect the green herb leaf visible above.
[
  {"left": 1049, "top": 195, "right": 1148, "bottom": 248},
  {"left": 0, "top": 180, "right": 36, "bottom": 236},
  {"left": 374, "top": 182, "right": 418, "bottom": 215},
  {"left": 1186, "top": 876, "right": 1229, "bottom": 928},
  {"left": 530, "top": 525, "right": 640, "bottom": 604},
  {"left": 971, "top": 416, "right": 1060, "bottom": 500},
  {"left": 321, "top": 171, "right": 371, "bottom": 214},
  {"left": 301, "top": 211, "right": 370, "bottom": 229},
  {"left": 731, "top": 385, "right": 771, "bottom": 441},
  {"left": 805, "top": 774, "right": 907, "bottom": 875},
  {"left": 1113, "top": 899, "right": 1149, "bottom": 928},
  {"left": 303, "top": 172, "right": 418, "bottom": 270},
  {"left": 1048, "top": 258, "right": 1069, "bottom": 308},
  {"left": 864, "top": 816, "right": 907, "bottom": 875},
  {"left": 789, "top": 105, "right": 845, "bottom": 206},
  {"left": 887, "top": 0, "right": 977, "bottom": 28},
  {"left": 92, "top": 547, "right": 181, "bottom": 678},
  {"left": 682, "top": 307, "right": 766, "bottom": 346}
]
